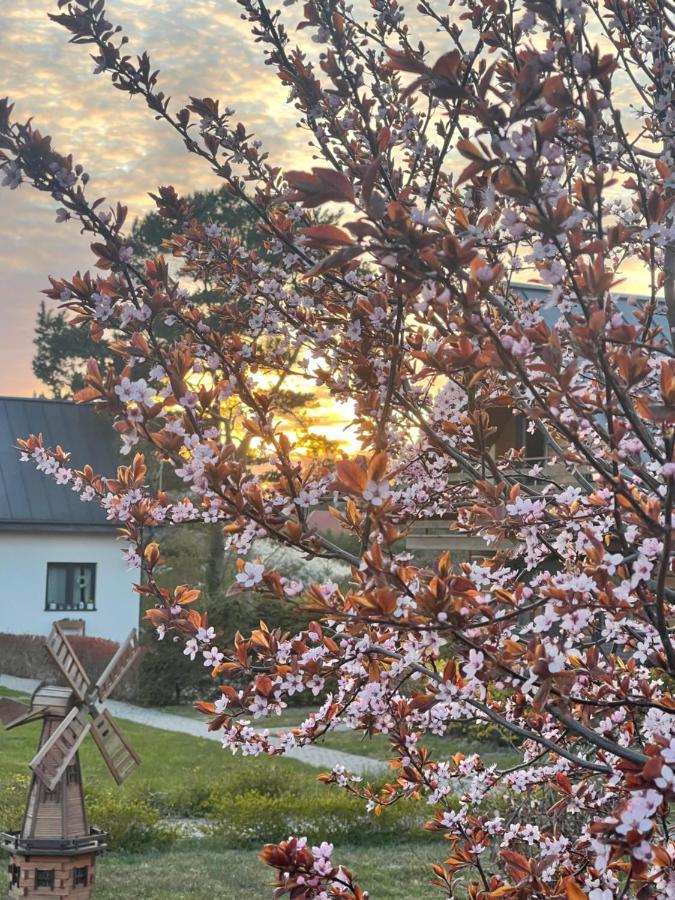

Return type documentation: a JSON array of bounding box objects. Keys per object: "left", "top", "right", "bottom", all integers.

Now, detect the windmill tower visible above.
[{"left": 0, "top": 624, "right": 141, "bottom": 899}]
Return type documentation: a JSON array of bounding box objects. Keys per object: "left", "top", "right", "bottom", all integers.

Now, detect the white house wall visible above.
[{"left": 0, "top": 531, "right": 138, "bottom": 643}]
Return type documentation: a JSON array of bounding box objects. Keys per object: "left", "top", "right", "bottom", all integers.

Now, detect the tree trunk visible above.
[
  {"left": 666, "top": 243, "right": 675, "bottom": 351},
  {"left": 206, "top": 523, "right": 225, "bottom": 599}
]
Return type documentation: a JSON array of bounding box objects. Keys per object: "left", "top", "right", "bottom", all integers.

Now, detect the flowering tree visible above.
[{"left": 2, "top": 0, "right": 675, "bottom": 896}]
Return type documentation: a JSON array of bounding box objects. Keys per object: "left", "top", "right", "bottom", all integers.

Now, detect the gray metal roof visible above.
[
  {"left": 514, "top": 282, "right": 668, "bottom": 332},
  {"left": 0, "top": 397, "right": 119, "bottom": 532}
]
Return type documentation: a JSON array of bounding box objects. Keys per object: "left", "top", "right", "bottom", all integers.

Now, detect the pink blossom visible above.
[
  {"left": 203, "top": 647, "right": 224, "bottom": 668},
  {"left": 236, "top": 561, "right": 265, "bottom": 588}
]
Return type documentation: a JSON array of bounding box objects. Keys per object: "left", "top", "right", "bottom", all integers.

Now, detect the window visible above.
[
  {"left": 66, "top": 765, "right": 79, "bottom": 784},
  {"left": 514, "top": 415, "right": 547, "bottom": 462},
  {"left": 524, "top": 424, "right": 547, "bottom": 462},
  {"left": 45, "top": 563, "right": 96, "bottom": 611},
  {"left": 73, "top": 867, "right": 88, "bottom": 887},
  {"left": 10, "top": 865, "right": 20, "bottom": 887},
  {"left": 35, "top": 869, "right": 54, "bottom": 889}
]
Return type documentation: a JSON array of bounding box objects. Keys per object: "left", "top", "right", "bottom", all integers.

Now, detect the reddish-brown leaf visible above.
[
  {"left": 286, "top": 167, "right": 355, "bottom": 207},
  {"left": 301, "top": 224, "right": 354, "bottom": 248}
]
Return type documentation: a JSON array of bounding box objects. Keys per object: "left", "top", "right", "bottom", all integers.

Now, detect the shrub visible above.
[
  {"left": 125, "top": 781, "right": 216, "bottom": 819},
  {"left": 0, "top": 774, "right": 30, "bottom": 833},
  {"left": 86, "top": 790, "right": 178, "bottom": 853},
  {"left": 444, "top": 718, "right": 513, "bottom": 750},
  {"left": 136, "top": 532, "right": 350, "bottom": 707},
  {"left": 135, "top": 635, "right": 212, "bottom": 706},
  {"left": 205, "top": 786, "right": 420, "bottom": 848},
  {"left": 0, "top": 633, "right": 57, "bottom": 684},
  {"left": 0, "top": 633, "right": 142, "bottom": 702},
  {"left": 199, "top": 761, "right": 420, "bottom": 848}
]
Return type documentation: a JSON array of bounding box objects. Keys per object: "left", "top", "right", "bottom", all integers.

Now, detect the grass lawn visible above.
[
  {"left": 0, "top": 687, "right": 29, "bottom": 702},
  {"left": 314, "top": 728, "right": 521, "bottom": 768},
  {"left": 96, "top": 837, "right": 444, "bottom": 899},
  {"left": 0, "top": 688, "right": 311, "bottom": 815},
  {"left": 3, "top": 687, "right": 518, "bottom": 896},
  {"left": 0, "top": 687, "right": 450, "bottom": 897}
]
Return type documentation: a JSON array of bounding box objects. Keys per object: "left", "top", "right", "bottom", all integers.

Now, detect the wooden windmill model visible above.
[{"left": 0, "top": 624, "right": 141, "bottom": 899}]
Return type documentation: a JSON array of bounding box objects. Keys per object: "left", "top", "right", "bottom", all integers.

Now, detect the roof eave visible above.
[{"left": 0, "top": 521, "right": 119, "bottom": 534}]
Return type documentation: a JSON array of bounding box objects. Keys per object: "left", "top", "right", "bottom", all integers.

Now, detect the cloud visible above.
[
  {"left": 0, "top": 2, "right": 655, "bottom": 396},
  {"left": 0, "top": 1, "right": 313, "bottom": 395}
]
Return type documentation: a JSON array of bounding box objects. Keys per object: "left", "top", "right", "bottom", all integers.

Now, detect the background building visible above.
[
  {"left": 0, "top": 397, "right": 137, "bottom": 642},
  {"left": 405, "top": 284, "right": 664, "bottom": 560}
]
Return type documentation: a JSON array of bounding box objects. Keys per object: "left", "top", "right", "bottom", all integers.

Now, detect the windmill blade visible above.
[
  {"left": 94, "top": 629, "right": 140, "bottom": 702},
  {"left": 46, "top": 623, "right": 91, "bottom": 701},
  {"left": 30, "top": 706, "right": 91, "bottom": 791},
  {"left": 0, "top": 697, "right": 33, "bottom": 728},
  {"left": 90, "top": 709, "right": 140, "bottom": 785}
]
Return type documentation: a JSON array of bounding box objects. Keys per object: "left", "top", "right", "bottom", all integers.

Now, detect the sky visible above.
[
  {"left": 0, "top": 3, "right": 652, "bottom": 398},
  {"left": 0, "top": 1, "right": 306, "bottom": 396}
]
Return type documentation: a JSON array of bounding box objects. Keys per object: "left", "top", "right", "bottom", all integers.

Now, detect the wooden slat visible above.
[
  {"left": 29, "top": 706, "right": 91, "bottom": 791},
  {"left": 46, "top": 623, "right": 90, "bottom": 701},
  {"left": 94, "top": 628, "right": 140, "bottom": 701},
  {"left": 89, "top": 710, "right": 140, "bottom": 785},
  {"left": 64, "top": 779, "right": 87, "bottom": 837}
]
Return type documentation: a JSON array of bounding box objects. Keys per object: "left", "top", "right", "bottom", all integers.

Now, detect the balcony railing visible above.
[{"left": 0, "top": 828, "right": 107, "bottom": 856}]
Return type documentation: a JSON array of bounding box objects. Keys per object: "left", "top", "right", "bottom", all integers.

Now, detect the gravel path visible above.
[{"left": 0, "top": 673, "right": 386, "bottom": 776}]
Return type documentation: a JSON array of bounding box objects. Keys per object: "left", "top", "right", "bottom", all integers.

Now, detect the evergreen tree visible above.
[
  {"left": 32, "top": 301, "right": 115, "bottom": 398},
  {"left": 32, "top": 188, "right": 262, "bottom": 397}
]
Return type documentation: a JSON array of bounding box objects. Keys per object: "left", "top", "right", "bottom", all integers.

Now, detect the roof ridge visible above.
[
  {"left": 0, "top": 396, "right": 119, "bottom": 529},
  {"left": 0, "top": 396, "right": 78, "bottom": 405}
]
